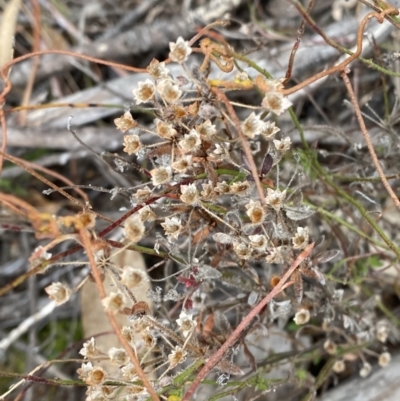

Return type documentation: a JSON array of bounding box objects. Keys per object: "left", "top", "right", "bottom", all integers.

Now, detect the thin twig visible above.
[{"left": 340, "top": 69, "right": 400, "bottom": 211}]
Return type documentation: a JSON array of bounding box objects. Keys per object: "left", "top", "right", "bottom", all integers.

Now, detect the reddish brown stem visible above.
[{"left": 182, "top": 243, "right": 315, "bottom": 401}]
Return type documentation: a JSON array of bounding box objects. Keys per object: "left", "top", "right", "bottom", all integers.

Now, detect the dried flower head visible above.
[
  {"left": 201, "top": 181, "right": 217, "bottom": 200},
  {"left": 176, "top": 310, "right": 197, "bottom": 337},
  {"left": 261, "top": 121, "right": 280, "bottom": 140},
  {"left": 169, "top": 36, "right": 192, "bottom": 64},
  {"left": 233, "top": 242, "right": 252, "bottom": 260},
  {"left": 87, "top": 366, "right": 106, "bottom": 386},
  {"left": 150, "top": 166, "right": 172, "bottom": 186},
  {"left": 172, "top": 155, "right": 192, "bottom": 173},
  {"left": 102, "top": 291, "right": 128, "bottom": 314},
  {"left": 77, "top": 361, "right": 93, "bottom": 381},
  {"left": 79, "top": 337, "right": 100, "bottom": 359},
  {"left": 230, "top": 181, "right": 250, "bottom": 196},
  {"left": 161, "top": 216, "right": 182, "bottom": 241},
  {"left": 139, "top": 205, "right": 156, "bottom": 222},
  {"left": 293, "top": 308, "right": 310, "bottom": 325},
  {"left": 45, "top": 282, "right": 71, "bottom": 305},
  {"left": 178, "top": 129, "right": 202, "bottom": 153},
  {"left": 333, "top": 360, "right": 346, "bottom": 373},
  {"left": 133, "top": 186, "right": 152, "bottom": 202},
  {"left": 376, "top": 323, "right": 389, "bottom": 343},
  {"left": 141, "top": 327, "right": 156, "bottom": 348},
  {"left": 168, "top": 346, "right": 187, "bottom": 368},
  {"left": 265, "top": 246, "right": 285, "bottom": 264},
  {"left": 323, "top": 339, "right": 337, "bottom": 355},
  {"left": 214, "top": 181, "right": 230, "bottom": 196},
  {"left": 155, "top": 119, "right": 177, "bottom": 139},
  {"left": 121, "top": 266, "right": 147, "bottom": 288},
  {"left": 378, "top": 352, "right": 391, "bottom": 367},
  {"left": 273, "top": 137, "right": 292, "bottom": 153},
  {"left": 108, "top": 347, "right": 129, "bottom": 365},
  {"left": 292, "top": 227, "right": 309, "bottom": 249},
  {"left": 180, "top": 183, "right": 199, "bottom": 205},
  {"left": 266, "top": 188, "right": 287, "bottom": 212},
  {"left": 196, "top": 120, "right": 217, "bottom": 138},
  {"left": 114, "top": 111, "right": 137, "bottom": 133},
  {"left": 242, "top": 112, "right": 263, "bottom": 138},
  {"left": 123, "top": 134, "right": 142, "bottom": 155},
  {"left": 359, "top": 362, "right": 372, "bottom": 378},
  {"left": 245, "top": 201, "right": 266, "bottom": 224},
  {"left": 147, "top": 58, "right": 169, "bottom": 79},
  {"left": 248, "top": 234, "right": 268, "bottom": 251},
  {"left": 124, "top": 215, "right": 145, "bottom": 243},
  {"left": 132, "top": 79, "right": 156, "bottom": 104},
  {"left": 262, "top": 92, "right": 292, "bottom": 115},
  {"left": 121, "top": 363, "right": 138, "bottom": 380},
  {"left": 157, "top": 79, "right": 182, "bottom": 103}
]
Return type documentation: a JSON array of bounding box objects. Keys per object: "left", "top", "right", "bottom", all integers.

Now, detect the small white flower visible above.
[
  {"left": 169, "top": 36, "right": 192, "bottom": 64},
  {"left": 273, "top": 137, "right": 291, "bottom": 152},
  {"left": 293, "top": 308, "right": 310, "bottom": 325},
  {"left": 233, "top": 242, "right": 252, "bottom": 260},
  {"left": 196, "top": 120, "right": 217, "bottom": 138},
  {"left": 124, "top": 214, "right": 145, "bottom": 243},
  {"left": 265, "top": 246, "right": 285, "bottom": 264},
  {"left": 155, "top": 119, "right": 177, "bottom": 139},
  {"left": 245, "top": 200, "right": 266, "bottom": 224},
  {"left": 378, "top": 352, "right": 391, "bottom": 367},
  {"left": 132, "top": 79, "right": 155, "bottom": 104},
  {"left": 121, "top": 362, "right": 138, "bottom": 380},
  {"left": 157, "top": 79, "right": 182, "bottom": 103},
  {"left": 323, "top": 339, "right": 337, "bottom": 355},
  {"left": 147, "top": 58, "right": 169, "bottom": 79},
  {"left": 139, "top": 205, "right": 156, "bottom": 222},
  {"left": 229, "top": 181, "right": 250, "bottom": 196},
  {"left": 179, "top": 129, "right": 202, "bottom": 153},
  {"left": 376, "top": 322, "right": 389, "bottom": 343},
  {"left": 180, "top": 183, "right": 199, "bottom": 205},
  {"left": 262, "top": 92, "right": 292, "bottom": 115},
  {"left": 214, "top": 181, "right": 230, "bottom": 195},
  {"left": 87, "top": 366, "right": 106, "bottom": 386},
  {"left": 168, "top": 346, "right": 187, "bottom": 368},
  {"left": 108, "top": 347, "right": 129, "bottom": 365},
  {"left": 133, "top": 186, "right": 152, "bottom": 202},
  {"left": 176, "top": 311, "right": 197, "bottom": 337},
  {"left": 45, "top": 282, "right": 71, "bottom": 305},
  {"left": 359, "top": 362, "right": 372, "bottom": 378},
  {"left": 102, "top": 291, "right": 128, "bottom": 314},
  {"left": 266, "top": 188, "right": 287, "bottom": 212},
  {"left": 292, "top": 227, "right": 309, "bottom": 250},
  {"left": 150, "top": 166, "right": 172, "bottom": 185},
  {"left": 242, "top": 112, "right": 263, "bottom": 138},
  {"left": 79, "top": 337, "right": 99, "bottom": 359},
  {"left": 248, "top": 234, "right": 268, "bottom": 251},
  {"left": 333, "top": 360, "right": 345, "bottom": 373},
  {"left": 172, "top": 155, "right": 192, "bottom": 173},
  {"left": 260, "top": 121, "right": 280, "bottom": 140},
  {"left": 77, "top": 361, "right": 93, "bottom": 380},
  {"left": 114, "top": 111, "right": 137, "bottom": 133},
  {"left": 123, "top": 134, "right": 142, "bottom": 155},
  {"left": 141, "top": 327, "right": 156, "bottom": 348},
  {"left": 121, "top": 266, "right": 147, "bottom": 288},
  {"left": 161, "top": 216, "right": 182, "bottom": 240}
]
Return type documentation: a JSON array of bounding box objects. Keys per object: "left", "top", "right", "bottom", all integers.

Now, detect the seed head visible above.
[
  {"left": 139, "top": 205, "right": 156, "bottom": 222},
  {"left": 323, "top": 339, "right": 337, "bottom": 355},
  {"left": 233, "top": 242, "right": 252, "bottom": 260},
  {"left": 121, "top": 266, "right": 147, "bottom": 288},
  {"left": 229, "top": 180, "right": 250, "bottom": 196},
  {"left": 359, "top": 362, "right": 372, "bottom": 378},
  {"left": 79, "top": 337, "right": 99, "bottom": 359},
  {"left": 266, "top": 188, "right": 287, "bottom": 212},
  {"left": 265, "top": 246, "right": 285, "bottom": 264},
  {"left": 132, "top": 186, "right": 152, "bottom": 202},
  {"left": 242, "top": 112, "right": 263, "bottom": 138},
  {"left": 196, "top": 119, "right": 217, "bottom": 138},
  {"left": 292, "top": 227, "right": 309, "bottom": 249},
  {"left": 378, "top": 352, "right": 391, "bottom": 367},
  {"left": 172, "top": 155, "right": 192, "bottom": 173},
  {"left": 108, "top": 347, "right": 129, "bottom": 365},
  {"left": 273, "top": 137, "right": 292, "bottom": 153},
  {"left": 147, "top": 58, "right": 169, "bottom": 79},
  {"left": 141, "top": 327, "right": 156, "bottom": 348},
  {"left": 102, "top": 291, "right": 128, "bottom": 314},
  {"left": 248, "top": 234, "right": 268, "bottom": 251},
  {"left": 333, "top": 360, "right": 346, "bottom": 373},
  {"left": 261, "top": 121, "right": 280, "bottom": 140},
  {"left": 87, "top": 366, "right": 106, "bottom": 386},
  {"left": 176, "top": 310, "right": 197, "bottom": 337}
]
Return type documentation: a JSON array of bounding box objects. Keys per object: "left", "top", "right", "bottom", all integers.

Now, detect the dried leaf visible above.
[
  {"left": 285, "top": 206, "right": 315, "bottom": 221},
  {"left": 313, "top": 249, "right": 340, "bottom": 264},
  {"left": 260, "top": 153, "right": 273, "bottom": 177},
  {"left": 216, "top": 359, "right": 244, "bottom": 376},
  {"left": 292, "top": 269, "right": 303, "bottom": 303},
  {"left": 203, "top": 313, "right": 215, "bottom": 336},
  {"left": 212, "top": 232, "right": 233, "bottom": 244}
]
